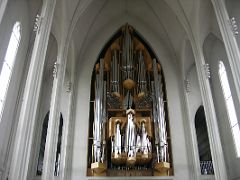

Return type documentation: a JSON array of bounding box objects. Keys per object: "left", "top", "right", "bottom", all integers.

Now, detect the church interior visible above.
[{"left": 0, "top": 0, "right": 240, "bottom": 180}]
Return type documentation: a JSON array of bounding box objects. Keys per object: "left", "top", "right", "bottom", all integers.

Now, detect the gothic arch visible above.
[{"left": 194, "top": 106, "right": 214, "bottom": 175}]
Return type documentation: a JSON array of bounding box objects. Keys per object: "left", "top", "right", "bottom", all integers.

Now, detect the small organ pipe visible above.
[
  {"left": 124, "top": 115, "right": 129, "bottom": 152},
  {"left": 141, "top": 122, "right": 149, "bottom": 154},
  {"left": 136, "top": 135, "right": 141, "bottom": 152}
]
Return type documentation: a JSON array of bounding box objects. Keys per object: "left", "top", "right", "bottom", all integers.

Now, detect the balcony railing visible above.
[{"left": 200, "top": 161, "right": 214, "bottom": 175}]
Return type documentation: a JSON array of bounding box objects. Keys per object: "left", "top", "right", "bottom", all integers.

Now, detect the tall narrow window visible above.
[
  {"left": 219, "top": 61, "right": 240, "bottom": 157},
  {"left": 36, "top": 112, "right": 49, "bottom": 176},
  {"left": 0, "top": 22, "right": 21, "bottom": 121},
  {"left": 36, "top": 112, "right": 64, "bottom": 176},
  {"left": 54, "top": 114, "right": 63, "bottom": 176},
  {"left": 195, "top": 106, "right": 214, "bottom": 175}
]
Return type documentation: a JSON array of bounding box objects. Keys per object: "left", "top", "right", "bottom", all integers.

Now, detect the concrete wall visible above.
[
  {"left": 226, "top": 0, "right": 240, "bottom": 53},
  {"left": 203, "top": 33, "right": 240, "bottom": 180},
  {"left": 70, "top": 14, "right": 190, "bottom": 180},
  {"left": 1, "top": 0, "right": 239, "bottom": 180},
  {"left": 0, "top": 0, "right": 30, "bottom": 178}
]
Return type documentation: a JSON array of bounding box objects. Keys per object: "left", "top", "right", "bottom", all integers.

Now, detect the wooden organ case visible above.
[{"left": 87, "top": 25, "right": 173, "bottom": 177}]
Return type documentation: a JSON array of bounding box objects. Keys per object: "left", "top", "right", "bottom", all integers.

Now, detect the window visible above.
[
  {"left": 36, "top": 112, "right": 63, "bottom": 176},
  {"left": 36, "top": 112, "right": 49, "bottom": 176},
  {"left": 0, "top": 22, "right": 21, "bottom": 121},
  {"left": 219, "top": 61, "right": 240, "bottom": 157},
  {"left": 195, "top": 106, "right": 214, "bottom": 175},
  {"left": 54, "top": 114, "right": 63, "bottom": 176}
]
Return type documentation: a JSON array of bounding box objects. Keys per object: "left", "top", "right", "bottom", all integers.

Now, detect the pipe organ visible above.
[{"left": 88, "top": 25, "right": 172, "bottom": 176}]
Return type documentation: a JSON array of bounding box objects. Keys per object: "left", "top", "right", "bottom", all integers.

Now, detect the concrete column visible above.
[
  {"left": 8, "top": 0, "right": 57, "bottom": 179},
  {"left": 191, "top": 41, "right": 228, "bottom": 180},
  {"left": 182, "top": 79, "right": 201, "bottom": 180},
  {"left": 42, "top": 37, "right": 69, "bottom": 180},
  {"left": 61, "top": 82, "right": 74, "bottom": 180},
  {"left": 211, "top": 0, "right": 240, "bottom": 104},
  {"left": 0, "top": 0, "right": 8, "bottom": 25}
]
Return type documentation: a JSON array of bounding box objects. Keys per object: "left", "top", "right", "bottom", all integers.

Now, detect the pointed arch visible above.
[{"left": 195, "top": 106, "right": 214, "bottom": 175}]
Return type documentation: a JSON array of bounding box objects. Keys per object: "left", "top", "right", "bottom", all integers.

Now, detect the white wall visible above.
[
  {"left": 226, "top": 0, "right": 240, "bottom": 53},
  {"left": 27, "top": 33, "right": 60, "bottom": 180},
  {"left": 203, "top": 33, "right": 240, "bottom": 180},
  {"left": 0, "top": 0, "right": 30, "bottom": 179},
  {"left": 70, "top": 13, "right": 191, "bottom": 179}
]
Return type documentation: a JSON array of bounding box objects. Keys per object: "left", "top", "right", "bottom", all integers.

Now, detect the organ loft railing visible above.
[{"left": 87, "top": 24, "right": 173, "bottom": 176}]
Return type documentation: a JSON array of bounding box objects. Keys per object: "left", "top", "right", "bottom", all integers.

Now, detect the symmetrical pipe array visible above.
[
  {"left": 110, "top": 112, "right": 152, "bottom": 166},
  {"left": 90, "top": 25, "right": 170, "bottom": 176}
]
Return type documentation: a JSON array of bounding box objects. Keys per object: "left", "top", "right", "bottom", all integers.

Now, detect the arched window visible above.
[
  {"left": 36, "top": 112, "right": 63, "bottom": 176},
  {"left": 195, "top": 106, "right": 214, "bottom": 175},
  {"left": 0, "top": 22, "right": 21, "bottom": 120},
  {"left": 219, "top": 61, "right": 240, "bottom": 157},
  {"left": 36, "top": 112, "right": 49, "bottom": 176}
]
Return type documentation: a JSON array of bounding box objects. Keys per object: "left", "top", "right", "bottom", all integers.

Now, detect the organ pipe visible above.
[
  {"left": 93, "top": 58, "right": 105, "bottom": 163},
  {"left": 114, "top": 122, "right": 121, "bottom": 155},
  {"left": 122, "top": 26, "right": 134, "bottom": 84},
  {"left": 125, "top": 110, "right": 136, "bottom": 164},
  {"left": 137, "top": 50, "right": 147, "bottom": 97},
  {"left": 111, "top": 50, "right": 120, "bottom": 96},
  {"left": 152, "top": 58, "right": 169, "bottom": 162}
]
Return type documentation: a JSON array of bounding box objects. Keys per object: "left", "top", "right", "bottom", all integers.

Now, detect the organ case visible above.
[{"left": 87, "top": 24, "right": 173, "bottom": 176}]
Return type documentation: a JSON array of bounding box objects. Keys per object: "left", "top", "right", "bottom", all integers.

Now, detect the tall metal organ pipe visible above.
[
  {"left": 111, "top": 50, "right": 120, "bottom": 95},
  {"left": 137, "top": 51, "right": 147, "bottom": 96},
  {"left": 93, "top": 59, "right": 105, "bottom": 163},
  {"left": 152, "top": 59, "right": 168, "bottom": 162},
  {"left": 101, "top": 81, "right": 107, "bottom": 162},
  {"left": 151, "top": 81, "right": 160, "bottom": 162},
  {"left": 122, "top": 28, "right": 134, "bottom": 81}
]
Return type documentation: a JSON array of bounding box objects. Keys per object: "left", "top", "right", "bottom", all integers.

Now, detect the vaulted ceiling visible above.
[{"left": 47, "top": 0, "right": 222, "bottom": 79}]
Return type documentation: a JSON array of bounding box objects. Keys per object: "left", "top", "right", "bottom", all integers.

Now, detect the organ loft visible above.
[{"left": 87, "top": 25, "right": 173, "bottom": 177}]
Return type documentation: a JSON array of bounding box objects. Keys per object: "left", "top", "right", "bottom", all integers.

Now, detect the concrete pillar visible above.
[
  {"left": 191, "top": 41, "right": 228, "bottom": 180},
  {"left": 8, "top": 0, "right": 57, "bottom": 179},
  {"left": 41, "top": 32, "right": 69, "bottom": 180},
  {"left": 61, "top": 81, "right": 74, "bottom": 180},
  {"left": 211, "top": 0, "right": 240, "bottom": 104}
]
